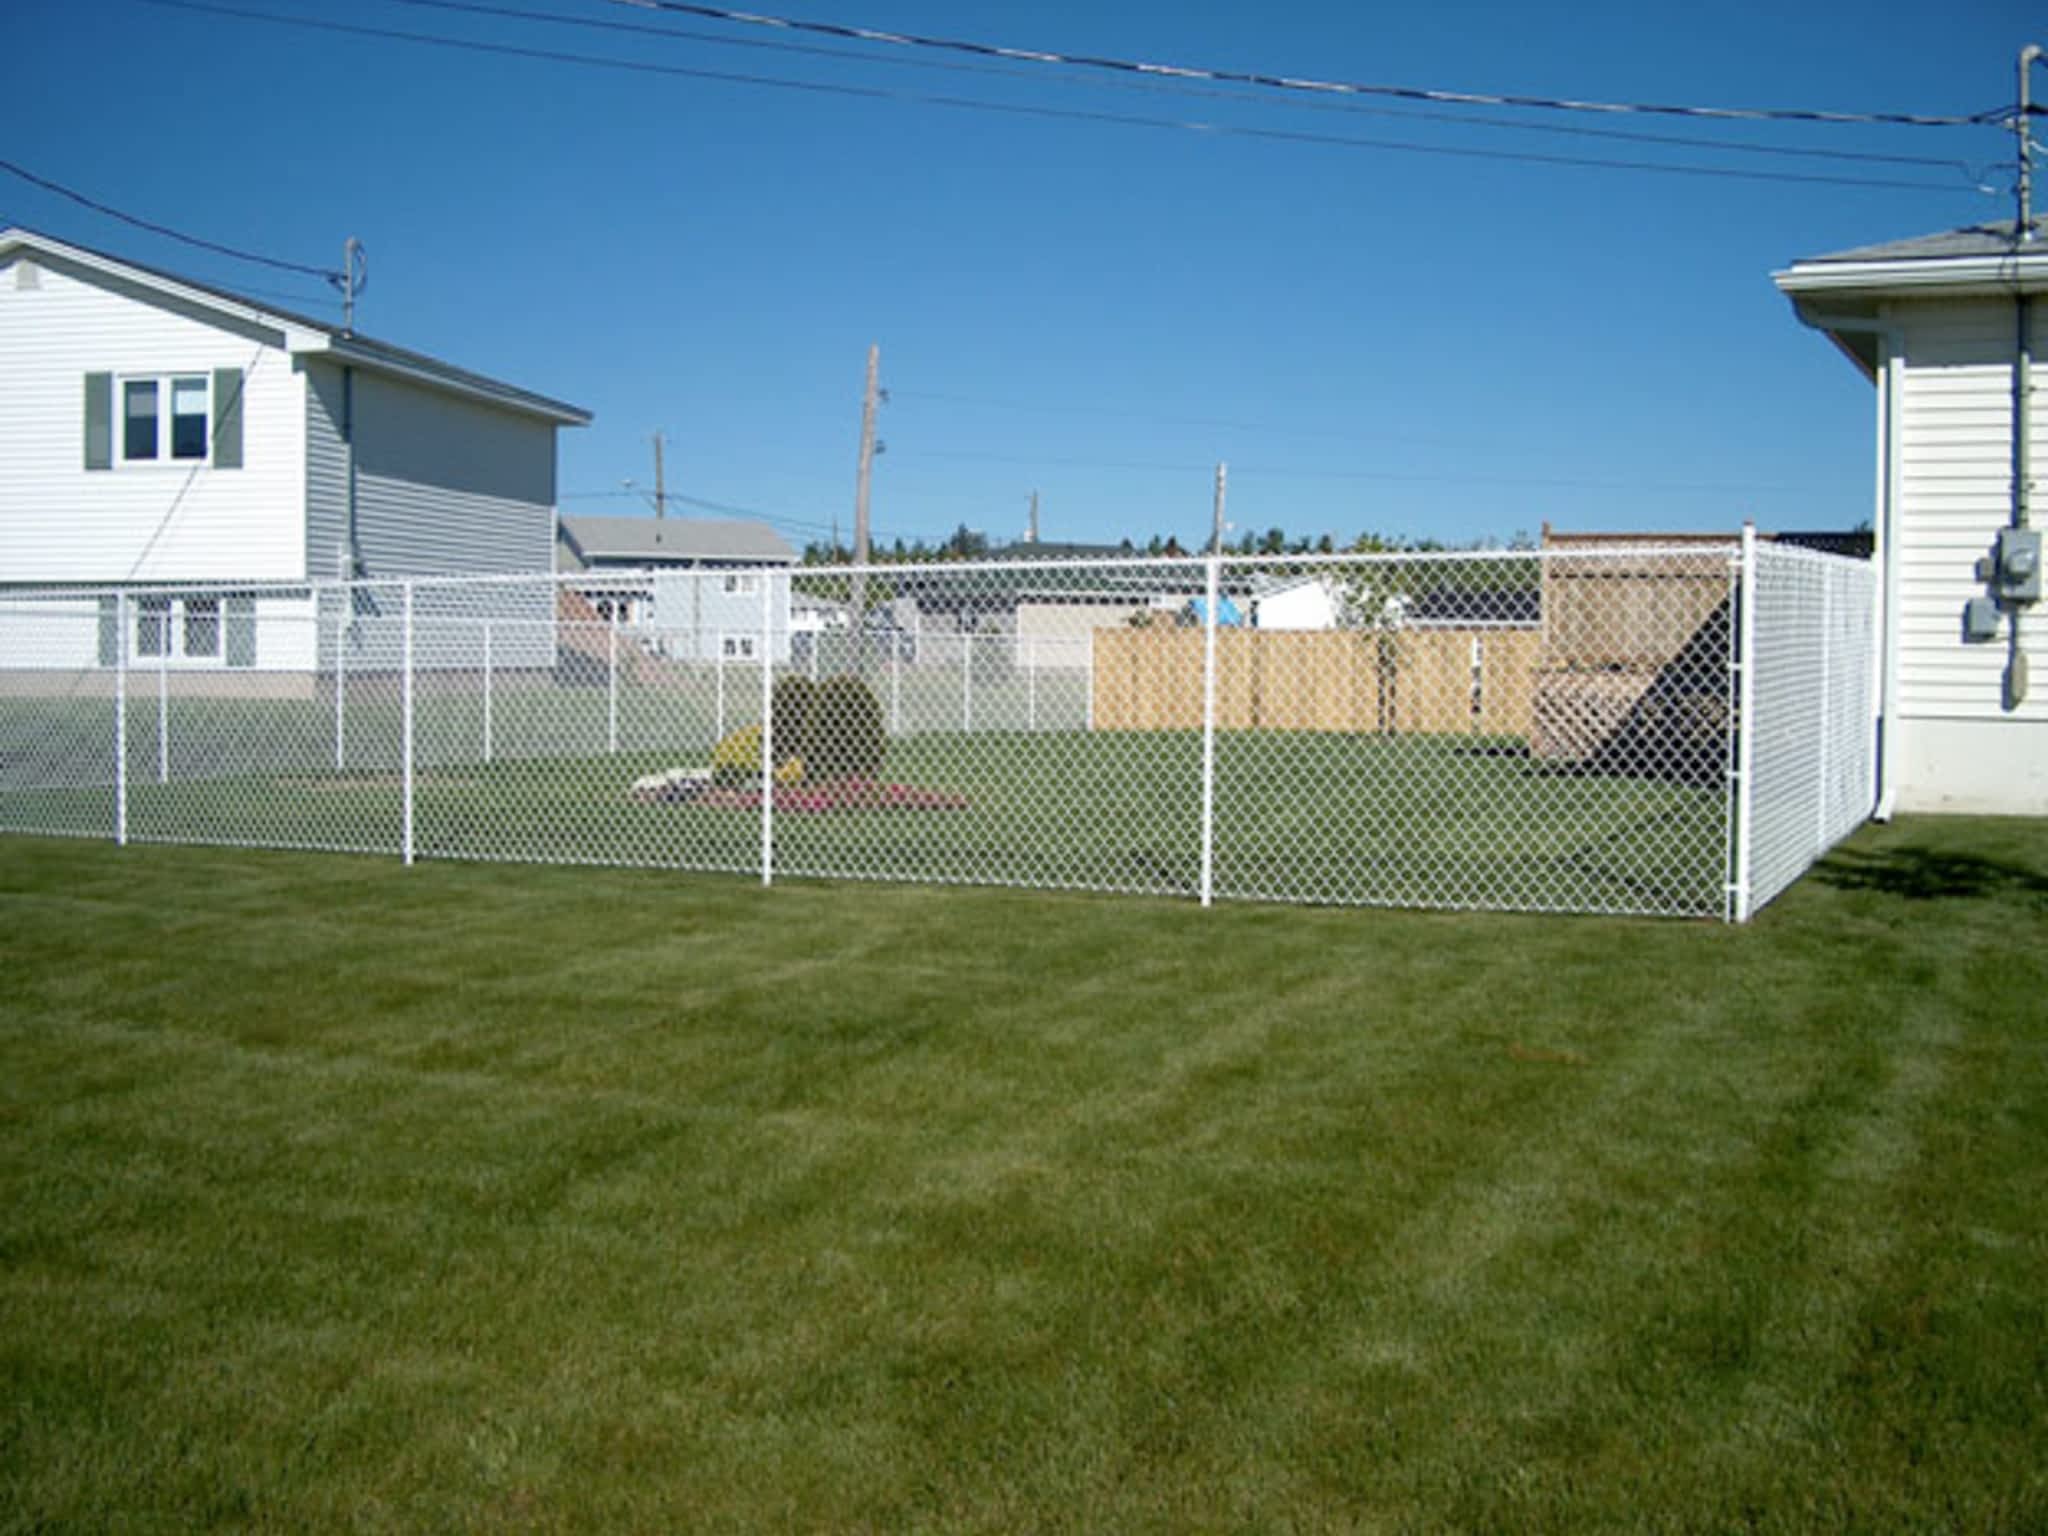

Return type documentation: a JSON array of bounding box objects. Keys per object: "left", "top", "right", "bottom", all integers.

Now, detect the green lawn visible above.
[
  {"left": 2, "top": 699, "right": 1729, "bottom": 914},
  {"left": 2, "top": 818, "right": 2044, "bottom": 1531}
]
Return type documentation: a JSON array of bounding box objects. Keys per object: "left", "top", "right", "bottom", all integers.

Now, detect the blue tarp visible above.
[{"left": 1184, "top": 595, "right": 1244, "bottom": 627}]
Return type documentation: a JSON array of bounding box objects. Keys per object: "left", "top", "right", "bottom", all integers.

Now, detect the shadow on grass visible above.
[{"left": 1815, "top": 846, "right": 2048, "bottom": 905}]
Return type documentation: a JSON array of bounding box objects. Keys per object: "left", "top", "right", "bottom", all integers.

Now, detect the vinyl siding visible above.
[
  {"left": 304, "top": 360, "right": 350, "bottom": 584},
  {"left": 0, "top": 252, "right": 305, "bottom": 584},
  {"left": 350, "top": 369, "right": 556, "bottom": 578},
  {"left": 1889, "top": 295, "right": 2048, "bottom": 723}
]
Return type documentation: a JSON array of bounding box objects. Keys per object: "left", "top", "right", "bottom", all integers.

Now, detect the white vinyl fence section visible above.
[{"left": 0, "top": 546, "right": 1877, "bottom": 920}]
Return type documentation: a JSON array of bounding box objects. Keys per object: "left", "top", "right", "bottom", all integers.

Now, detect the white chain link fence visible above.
[{"left": 0, "top": 541, "right": 1875, "bottom": 920}]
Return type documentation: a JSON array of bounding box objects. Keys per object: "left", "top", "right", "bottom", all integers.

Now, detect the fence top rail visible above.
[{"left": 0, "top": 543, "right": 1781, "bottom": 608}]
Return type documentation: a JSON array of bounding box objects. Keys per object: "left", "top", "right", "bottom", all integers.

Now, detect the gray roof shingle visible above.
[
  {"left": 558, "top": 516, "right": 796, "bottom": 566},
  {"left": 1800, "top": 218, "right": 2048, "bottom": 264}
]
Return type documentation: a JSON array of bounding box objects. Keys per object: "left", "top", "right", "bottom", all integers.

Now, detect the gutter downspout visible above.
[
  {"left": 342, "top": 364, "right": 358, "bottom": 583},
  {"left": 1791, "top": 305, "right": 1904, "bottom": 820},
  {"left": 2009, "top": 42, "right": 2041, "bottom": 709}
]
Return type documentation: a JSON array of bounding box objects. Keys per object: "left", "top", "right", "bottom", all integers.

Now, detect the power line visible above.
[
  {"left": 0, "top": 157, "right": 344, "bottom": 284},
  {"left": 375, "top": 0, "right": 1980, "bottom": 175},
  {"left": 131, "top": 0, "right": 1995, "bottom": 195},
  {"left": 603, "top": 0, "right": 1990, "bottom": 129}
]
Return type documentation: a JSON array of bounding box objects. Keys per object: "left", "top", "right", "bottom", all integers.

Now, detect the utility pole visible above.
[
  {"left": 851, "top": 343, "right": 881, "bottom": 635},
  {"left": 1210, "top": 461, "right": 1229, "bottom": 556},
  {"left": 1027, "top": 489, "right": 1040, "bottom": 544},
  {"left": 652, "top": 431, "right": 667, "bottom": 521},
  {"left": 2020, "top": 43, "right": 2041, "bottom": 239}
]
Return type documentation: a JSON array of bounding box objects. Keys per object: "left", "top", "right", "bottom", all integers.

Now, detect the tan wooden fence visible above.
[{"left": 1090, "top": 627, "right": 1541, "bottom": 735}]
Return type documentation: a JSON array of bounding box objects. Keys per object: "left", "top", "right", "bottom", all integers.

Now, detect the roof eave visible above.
[
  {"left": 1773, "top": 252, "right": 2048, "bottom": 299},
  {"left": 323, "top": 337, "right": 592, "bottom": 426}
]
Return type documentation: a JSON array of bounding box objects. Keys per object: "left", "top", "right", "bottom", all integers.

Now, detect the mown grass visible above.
[{"left": 2, "top": 817, "right": 2045, "bottom": 1532}]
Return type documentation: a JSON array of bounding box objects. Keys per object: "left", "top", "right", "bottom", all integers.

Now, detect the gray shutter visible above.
[
  {"left": 212, "top": 367, "right": 244, "bottom": 469},
  {"left": 84, "top": 373, "right": 112, "bottom": 470},
  {"left": 97, "top": 595, "right": 119, "bottom": 667},
  {"left": 225, "top": 595, "right": 256, "bottom": 667}
]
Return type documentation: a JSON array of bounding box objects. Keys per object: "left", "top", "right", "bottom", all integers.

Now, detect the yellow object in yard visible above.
[{"left": 710, "top": 724, "right": 805, "bottom": 786}]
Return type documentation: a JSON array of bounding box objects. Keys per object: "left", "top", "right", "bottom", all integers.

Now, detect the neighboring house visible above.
[
  {"left": 1248, "top": 574, "right": 1339, "bottom": 630},
  {"left": 1775, "top": 218, "right": 2047, "bottom": 814},
  {"left": 556, "top": 514, "right": 796, "bottom": 663},
  {"left": 0, "top": 226, "right": 590, "bottom": 674}
]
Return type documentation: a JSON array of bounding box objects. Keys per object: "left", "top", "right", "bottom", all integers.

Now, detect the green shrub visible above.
[
  {"left": 805, "top": 674, "right": 887, "bottom": 782},
  {"left": 770, "top": 675, "right": 817, "bottom": 773}
]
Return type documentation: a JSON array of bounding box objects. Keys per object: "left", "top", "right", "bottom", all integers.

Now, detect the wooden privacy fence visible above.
[{"left": 1091, "top": 627, "right": 1541, "bottom": 735}]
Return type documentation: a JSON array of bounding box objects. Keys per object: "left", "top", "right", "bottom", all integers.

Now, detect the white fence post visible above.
[
  {"left": 482, "top": 619, "right": 494, "bottom": 765},
  {"left": 401, "top": 581, "right": 415, "bottom": 867},
  {"left": 157, "top": 633, "right": 169, "bottom": 784},
  {"left": 1198, "top": 555, "right": 1220, "bottom": 907},
  {"left": 962, "top": 632, "right": 974, "bottom": 734},
  {"left": 1086, "top": 629, "right": 1096, "bottom": 731},
  {"left": 1733, "top": 527, "right": 1757, "bottom": 922},
  {"left": 333, "top": 590, "right": 347, "bottom": 773},
  {"left": 1026, "top": 637, "right": 1037, "bottom": 732},
  {"left": 1815, "top": 570, "right": 1831, "bottom": 856},
  {"left": 759, "top": 581, "right": 774, "bottom": 887},
  {"left": 607, "top": 605, "right": 619, "bottom": 756},
  {"left": 715, "top": 632, "right": 726, "bottom": 743},
  {"left": 114, "top": 593, "right": 128, "bottom": 847},
  {"left": 891, "top": 638, "right": 902, "bottom": 736}
]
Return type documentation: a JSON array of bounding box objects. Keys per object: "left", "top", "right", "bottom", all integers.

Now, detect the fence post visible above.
[
  {"left": 334, "top": 588, "right": 347, "bottom": 773},
  {"left": 1086, "top": 629, "right": 1095, "bottom": 731},
  {"left": 715, "top": 632, "right": 726, "bottom": 742},
  {"left": 1815, "top": 569, "right": 1831, "bottom": 856},
  {"left": 157, "top": 629, "right": 169, "bottom": 784},
  {"left": 891, "top": 637, "right": 902, "bottom": 735},
  {"left": 962, "top": 632, "right": 974, "bottom": 734},
  {"left": 401, "top": 581, "right": 415, "bottom": 867},
  {"left": 114, "top": 593, "right": 128, "bottom": 847},
  {"left": 607, "top": 604, "right": 619, "bottom": 755},
  {"left": 1026, "top": 637, "right": 1037, "bottom": 731},
  {"left": 482, "top": 619, "right": 494, "bottom": 765},
  {"left": 759, "top": 580, "right": 774, "bottom": 887},
  {"left": 1198, "top": 554, "right": 1220, "bottom": 907},
  {"left": 1732, "top": 528, "right": 1757, "bottom": 922}
]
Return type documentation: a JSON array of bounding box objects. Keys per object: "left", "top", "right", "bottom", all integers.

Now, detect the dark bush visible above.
[
  {"left": 805, "top": 674, "right": 887, "bottom": 782},
  {"left": 769, "top": 673, "right": 817, "bottom": 771}
]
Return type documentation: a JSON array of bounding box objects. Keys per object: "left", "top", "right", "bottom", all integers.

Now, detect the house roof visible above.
[
  {"left": 0, "top": 226, "right": 592, "bottom": 427},
  {"left": 558, "top": 515, "right": 796, "bottom": 567},
  {"left": 1796, "top": 219, "right": 2048, "bottom": 265}
]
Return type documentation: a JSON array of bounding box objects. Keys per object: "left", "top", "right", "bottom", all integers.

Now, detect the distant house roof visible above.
[
  {"left": 557, "top": 515, "right": 796, "bottom": 569},
  {"left": 0, "top": 226, "right": 592, "bottom": 426}
]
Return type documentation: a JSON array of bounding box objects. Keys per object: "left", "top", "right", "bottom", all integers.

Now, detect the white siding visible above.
[
  {"left": 649, "top": 569, "right": 792, "bottom": 662},
  {"left": 0, "top": 253, "right": 305, "bottom": 584},
  {"left": 1889, "top": 296, "right": 2048, "bottom": 724}
]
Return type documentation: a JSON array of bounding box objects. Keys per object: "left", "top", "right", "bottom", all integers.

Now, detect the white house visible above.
[
  {"left": 1248, "top": 573, "right": 1340, "bottom": 631},
  {"left": 0, "top": 226, "right": 590, "bottom": 676},
  {"left": 556, "top": 515, "right": 796, "bottom": 663},
  {"left": 1776, "top": 218, "right": 2046, "bottom": 815}
]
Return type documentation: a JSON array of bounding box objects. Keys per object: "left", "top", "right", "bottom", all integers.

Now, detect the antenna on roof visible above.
[{"left": 341, "top": 237, "right": 368, "bottom": 333}]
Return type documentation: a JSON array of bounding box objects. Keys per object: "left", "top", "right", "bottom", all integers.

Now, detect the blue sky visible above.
[{"left": 4, "top": 0, "right": 2038, "bottom": 551}]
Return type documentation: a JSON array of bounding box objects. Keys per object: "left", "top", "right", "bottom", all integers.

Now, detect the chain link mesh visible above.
[{"left": 0, "top": 547, "right": 1877, "bottom": 919}]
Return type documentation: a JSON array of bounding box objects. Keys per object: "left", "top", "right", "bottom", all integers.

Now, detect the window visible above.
[
  {"left": 723, "top": 573, "right": 758, "bottom": 596},
  {"left": 722, "top": 636, "right": 755, "bottom": 659},
  {"left": 183, "top": 597, "right": 221, "bottom": 658},
  {"left": 170, "top": 377, "right": 208, "bottom": 459},
  {"left": 123, "top": 381, "right": 159, "bottom": 461},
  {"left": 135, "top": 597, "right": 170, "bottom": 658},
  {"left": 118, "top": 374, "right": 208, "bottom": 463}
]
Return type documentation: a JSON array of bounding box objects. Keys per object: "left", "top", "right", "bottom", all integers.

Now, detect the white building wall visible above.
[
  {"left": 0, "top": 252, "right": 305, "bottom": 585},
  {"left": 649, "top": 568, "right": 793, "bottom": 663},
  {"left": 1887, "top": 295, "right": 2048, "bottom": 813},
  {"left": 1251, "top": 580, "right": 1339, "bottom": 630}
]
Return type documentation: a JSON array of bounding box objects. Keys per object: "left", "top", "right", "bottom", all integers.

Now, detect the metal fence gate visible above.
[{"left": 0, "top": 540, "right": 1876, "bottom": 920}]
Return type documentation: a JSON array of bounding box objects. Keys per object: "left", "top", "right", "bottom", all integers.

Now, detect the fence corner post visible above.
[
  {"left": 401, "top": 580, "right": 415, "bottom": 867},
  {"left": 114, "top": 591, "right": 128, "bottom": 847},
  {"left": 760, "top": 575, "right": 774, "bottom": 887},
  {"left": 1198, "top": 553, "right": 1220, "bottom": 907},
  {"left": 1732, "top": 525, "right": 1758, "bottom": 922}
]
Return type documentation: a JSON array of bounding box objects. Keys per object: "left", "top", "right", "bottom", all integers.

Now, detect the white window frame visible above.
[
  {"left": 721, "top": 635, "right": 755, "bottom": 659},
  {"left": 722, "top": 572, "right": 759, "bottom": 597},
  {"left": 115, "top": 372, "right": 211, "bottom": 467}
]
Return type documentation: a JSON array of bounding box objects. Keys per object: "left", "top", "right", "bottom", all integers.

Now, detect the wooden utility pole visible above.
[
  {"left": 851, "top": 344, "right": 881, "bottom": 625},
  {"left": 1028, "top": 489, "right": 1040, "bottom": 544},
  {"left": 651, "top": 431, "right": 667, "bottom": 520}
]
